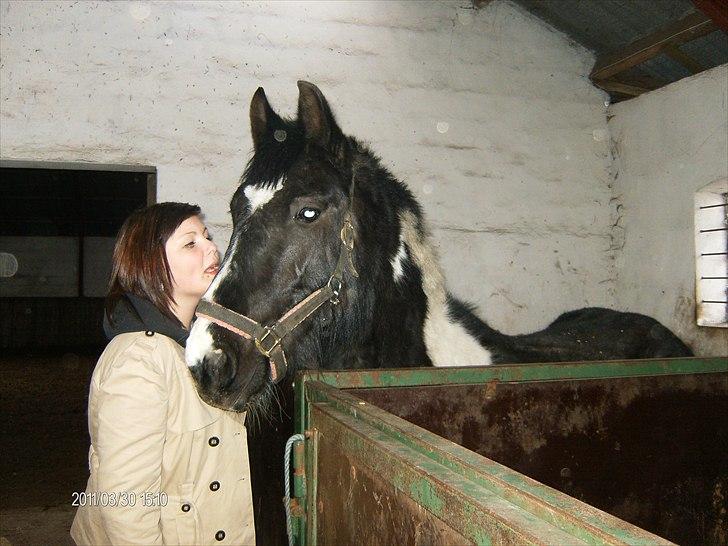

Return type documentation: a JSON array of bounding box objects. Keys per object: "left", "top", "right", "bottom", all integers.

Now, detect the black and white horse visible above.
[{"left": 185, "top": 81, "right": 692, "bottom": 544}]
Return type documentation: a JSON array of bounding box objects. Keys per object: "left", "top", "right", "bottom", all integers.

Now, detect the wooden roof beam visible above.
[
  {"left": 592, "top": 80, "right": 651, "bottom": 97},
  {"left": 590, "top": 11, "right": 718, "bottom": 81},
  {"left": 664, "top": 45, "right": 705, "bottom": 74},
  {"left": 693, "top": 0, "right": 728, "bottom": 33}
]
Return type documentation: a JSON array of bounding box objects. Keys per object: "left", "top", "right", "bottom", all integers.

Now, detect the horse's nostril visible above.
[
  {"left": 189, "top": 352, "right": 229, "bottom": 401},
  {"left": 208, "top": 349, "right": 225, "bottom": 365},
  {"left": 194, "top": 348, "right": 239, "bottom": 393}
]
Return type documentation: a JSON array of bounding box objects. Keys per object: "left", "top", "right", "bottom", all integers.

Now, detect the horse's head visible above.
[{"left": 186, "top": 82, "right": 378, "bottom": 411}]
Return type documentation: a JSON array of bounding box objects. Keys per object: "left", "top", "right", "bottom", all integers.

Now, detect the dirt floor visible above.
[{"left": 0, "top": 347, "right": 101, "bottom": 545}]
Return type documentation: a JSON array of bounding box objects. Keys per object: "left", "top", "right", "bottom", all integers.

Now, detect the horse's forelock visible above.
[{"left": 241, "top": 118, "right": 305, "bottom": 190}]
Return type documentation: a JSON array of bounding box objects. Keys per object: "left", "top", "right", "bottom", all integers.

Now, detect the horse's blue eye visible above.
[{"left": 296, "top": 207, "right": 320, "bottom": 223}]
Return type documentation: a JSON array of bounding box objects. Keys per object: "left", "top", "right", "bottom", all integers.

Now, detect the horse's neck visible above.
[
  {"left": 364, "top": 278, "right": 431, "bottom": 368},
  {"left": 339, "top": 209, "right": 500, "bottom": 369}
]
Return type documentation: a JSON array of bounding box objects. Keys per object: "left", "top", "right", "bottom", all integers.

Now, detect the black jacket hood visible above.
[{"left": 103, "top": 293, "right": 189, "bottom": 347}]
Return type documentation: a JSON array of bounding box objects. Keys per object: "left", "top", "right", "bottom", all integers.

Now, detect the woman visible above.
[{"left": 71, "top": 202, "right": 255, "bottom": 545}]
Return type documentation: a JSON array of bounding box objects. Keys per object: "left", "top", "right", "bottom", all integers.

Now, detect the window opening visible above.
[{"left": 694, "top": 178, "right": 728, "bottom": 328}]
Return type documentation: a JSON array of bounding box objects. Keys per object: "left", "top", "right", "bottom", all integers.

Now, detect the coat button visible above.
[
  {"left": 208, "top": 436, "right": 220, "bottom": 447},
  {"left": 181, "top": 503, "right": 191, "bottom": 512},
  {"left": 215, "top": 530, "right": 225, "bottom": 541},
  {"left": 209, "top": 481, "right": 220, "bottom": 491},
  {"left": 145, "top": 330, "right": 154, "bottom": 337}
]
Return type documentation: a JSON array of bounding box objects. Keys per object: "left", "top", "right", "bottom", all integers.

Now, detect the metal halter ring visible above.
[
  {"left": 328, "top": 276, "right": 343, "bottom": 305},
  {"left": 254, "top": 326, "right": 282, "bottom": 358}
]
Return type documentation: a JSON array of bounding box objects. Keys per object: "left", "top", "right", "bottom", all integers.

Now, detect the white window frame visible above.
[{"left": 694, "top": 178, "right": 728, "bottom": 328}]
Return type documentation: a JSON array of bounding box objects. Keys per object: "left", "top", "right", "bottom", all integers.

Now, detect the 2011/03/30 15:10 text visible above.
[{"left": 71, "top": 491, "right": 169, "bottom": 507}]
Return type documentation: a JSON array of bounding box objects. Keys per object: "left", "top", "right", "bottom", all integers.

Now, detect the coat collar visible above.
[{"left": 104, "top": 293, "right": 189, "bottom": 347}]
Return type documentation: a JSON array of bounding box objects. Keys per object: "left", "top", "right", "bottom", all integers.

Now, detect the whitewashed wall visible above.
[
  {"left": 608, "top": 65, "right": 728, "bottom": 356},
  {"left": 0, "top": 0, "right": 615, "bottom": 335}
]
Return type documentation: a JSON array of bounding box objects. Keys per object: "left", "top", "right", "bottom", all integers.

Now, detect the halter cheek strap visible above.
[{"left": 194, "top": 212, "right": 358, "bottom": 384}]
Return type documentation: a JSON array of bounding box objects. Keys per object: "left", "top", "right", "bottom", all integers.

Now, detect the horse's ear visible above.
[
  {"left": 297, "top": 81, "right": 343, "bottom": 151},
  {"left": 250, "top": 87, "right": 282, "bottom": 152}
]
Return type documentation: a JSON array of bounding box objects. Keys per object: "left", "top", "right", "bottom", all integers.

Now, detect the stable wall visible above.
[
  {"left": 608, "top": 65, "right": 728, "bottom": 356},
  {"left": 0, "top": 0, "right": 615, "bottom": 335}
]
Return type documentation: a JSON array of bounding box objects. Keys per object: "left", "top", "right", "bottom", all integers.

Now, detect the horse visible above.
[{"left": 185, "top": 81, "right": 692, "bottom": 544}]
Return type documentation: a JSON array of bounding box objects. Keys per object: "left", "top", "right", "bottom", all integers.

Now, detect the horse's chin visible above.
[
  {"left": 197, "top": 392, "right": 242, "bottom": 412},
  {"left": 236, "top": 387, "right": 269, "bottom": 413},
  {"left": 194, "top": 384, "right": 268, "bottom": 414}
]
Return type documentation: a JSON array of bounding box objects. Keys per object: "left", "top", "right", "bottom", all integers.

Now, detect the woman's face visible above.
[{"left": 165, "top": 215, "right": 220, "bottom": 303}]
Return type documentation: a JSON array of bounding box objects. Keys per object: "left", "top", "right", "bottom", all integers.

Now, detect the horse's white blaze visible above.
[
  {"left": 185, "top": 317, "right": 214, "bottom": 367},
  {"left": 244, "top": 178, "right": 283, "bottom": 214},
  {"left": 204, "top": 233, "right": 239, "bottom": 301},
  {"left": 399, "top": 211, "right": 492, "bottom": 367},
  {"left": 391, "top": 235, "right": 407, "bottom": 282},
  {"left": 187, "top": 232, "right": 242, "bottom": 367}
]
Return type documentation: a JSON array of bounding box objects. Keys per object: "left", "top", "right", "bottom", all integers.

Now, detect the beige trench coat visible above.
[{"left": 71, "top": 332, "right": 256, "bottom": 545}]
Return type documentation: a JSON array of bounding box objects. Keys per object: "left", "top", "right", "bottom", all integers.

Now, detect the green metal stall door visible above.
[{"left": 292, "top": 357, "right": 727, "bottom": 545}]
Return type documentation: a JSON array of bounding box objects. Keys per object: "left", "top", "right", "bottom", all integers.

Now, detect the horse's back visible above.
[
  {"left": 539, "top": 307, "right": 693, "bottom": 359},
  {"left": 447, "top": 300, "right": 693, "bottom": 364}
]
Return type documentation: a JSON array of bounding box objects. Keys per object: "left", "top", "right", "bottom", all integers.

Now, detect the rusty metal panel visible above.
[
  {"left": 296, "top": 359, "right": 727, "bottom": 545},
  {"left": 310, "top": 404, "right": 475, "bottom": 545},
  {"left": 300, "top": 381, "right": 674, "bottom": 545},
  {"left": 308, "top": 401, "right": 591, "bottom": 545},
  {"left": 351, "top": 372, "right": 728, "bottom": 545},
  {"left": 296, "top": 358, "right": 727, "bottom": 430}
]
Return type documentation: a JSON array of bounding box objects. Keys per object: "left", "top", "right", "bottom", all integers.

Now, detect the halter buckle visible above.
[
  {"left": 340, "top": 220, "right": 355, "bottom": 250},
  {"left": 255, "top": 326, "right": 282, "bottom": 358}
]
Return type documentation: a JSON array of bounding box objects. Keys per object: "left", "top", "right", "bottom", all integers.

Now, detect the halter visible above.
[{"left": 195, "top": 176, "right": 358, "bottom": 384}]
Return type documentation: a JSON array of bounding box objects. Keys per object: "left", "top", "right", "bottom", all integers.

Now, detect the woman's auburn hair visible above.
[{"left": 106, "top": 202, "right": 201, "bottom": 324}]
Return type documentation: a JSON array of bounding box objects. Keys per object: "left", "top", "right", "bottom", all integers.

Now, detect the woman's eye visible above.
[
  {"left": 295, "top": 207, "right": 321, "bottom": 223},
  {"left": 185, "top": 241, "right": 195, "bottom": 248}
]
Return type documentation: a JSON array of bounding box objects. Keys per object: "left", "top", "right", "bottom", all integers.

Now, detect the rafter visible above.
[
  {"left": 592, "top": 80, "right": 651, "bottom": 97},
  {"left": 664, "top": 45, "right": 705, "bottom": 74},
  {"left": 693, "top": 0, "right": 728, "bottom": 32},
  {"left": 590, "top": 11, "right": 718, "bottom": 81}
]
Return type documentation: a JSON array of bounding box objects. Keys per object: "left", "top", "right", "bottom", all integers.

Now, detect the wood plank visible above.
[
  {"left": 83, "top": 237, "right": 115, "bottom": 298},
  {"left": 0, "top": 159, "right": 156, "bottom": 173},
  {"left": 0, "top": 237, "right": 79, "bottom": 297},
  {"left": 664, "top": 45, "right": 705, "bottom": 74},
  {"left": 693, "top": 0, "right": 728, "bottom": 33},
  {"left": 592, "top": 80, "right": 651, "bottom": 97},
  {"left": 591, "top": 11, "right": 717, "bottom": 81}
]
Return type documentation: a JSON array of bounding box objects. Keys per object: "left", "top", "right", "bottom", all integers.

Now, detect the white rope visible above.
[{"left": 284, "top": 433, "right": 305, "bottom": 546}]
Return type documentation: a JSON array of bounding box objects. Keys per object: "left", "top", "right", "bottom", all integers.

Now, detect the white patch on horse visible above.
[
  {"left": 244, "top": 178, "right": 283, "bottom": 214},
  {"left": 203, "top": 232, "right": 239, "bottom": 301},
  {"left": 399, "top": 211, "right": 492, "bottom": 367},
  {"left": 187, "top": 238, "right": 236, "bottom": 367},
  {"left": 391, "top": 234, "right": 407, "bottom": 282},
  {"left": 185, "top": 317, "right": 214, "bottom": 368}
]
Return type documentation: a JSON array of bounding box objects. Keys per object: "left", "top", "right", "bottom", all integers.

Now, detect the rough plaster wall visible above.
[
  {"left": 0, "top": 0, "right": 614, "bottom": 334},
  {"left": 608, "top": 65, "right": 728, "bottom": 356}
]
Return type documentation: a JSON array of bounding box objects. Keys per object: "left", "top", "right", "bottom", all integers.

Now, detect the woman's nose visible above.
[{"left": 205, "top": 238, "right": 220, "bottom": 256}]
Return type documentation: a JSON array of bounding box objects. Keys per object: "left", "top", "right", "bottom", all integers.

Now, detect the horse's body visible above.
[{"left": 185, "top": 82, "right": 691, "bottom": 544}]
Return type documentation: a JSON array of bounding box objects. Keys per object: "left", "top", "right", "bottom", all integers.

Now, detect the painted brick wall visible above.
[
  {"left": 608, "top": 65, "right": 728, "bottom": 356},
  {"left": 0, "top": 0, "right": 616, "bottom": 335}
]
